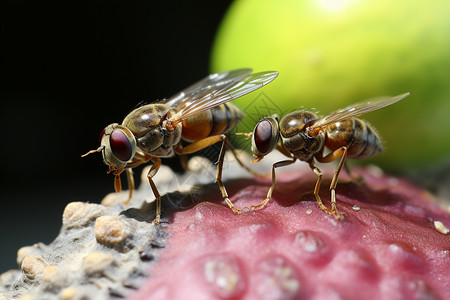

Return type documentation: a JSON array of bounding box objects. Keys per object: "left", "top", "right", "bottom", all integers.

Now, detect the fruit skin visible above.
[
  {"left": 211, "top": 0, "right": 450, "bottom": 170},
  {"left": 131, "top": 166, "right": 450, "bottom": 300}
]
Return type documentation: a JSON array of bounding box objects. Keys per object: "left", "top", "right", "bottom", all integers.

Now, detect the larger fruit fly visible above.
[
  {"left": 82, "top": 69, "right": 278, "bottom": 223},
  {"left": 237, "top": 92, "right": 410, "bottom": 219}
]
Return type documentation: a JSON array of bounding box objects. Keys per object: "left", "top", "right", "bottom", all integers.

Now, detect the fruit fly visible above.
[
  {"left": 237, "top": 92, "right": 410, "bottom": 219},
  {"left": 82, "top": 69, "right": 278, "bottom": 223}
]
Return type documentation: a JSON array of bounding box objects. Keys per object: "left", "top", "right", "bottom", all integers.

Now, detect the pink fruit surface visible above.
[{"left": 130, "top": 167, "right": 450, "bottom": 300}]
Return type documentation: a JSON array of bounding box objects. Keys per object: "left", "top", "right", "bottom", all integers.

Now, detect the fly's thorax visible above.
[
  {"left": 279, "top": 111, "right": 324, "bottom": 161},
  {"left": 122, "top": 104, "right": 170, "bottom": 138},
  {"left": 122, "top": 104, "right": 182, "bottom": 157},
  {"left": 181, "top": 103, "right": 243, "bottom": 142},
  {"left": 279, "top": 111, "right": 318, "bottom": 137},
  {"left": 325, "top": 118, "right": 383, "bottom": 159},
  {"left": 100, "top": 124, "right": 137, "bottom": 169}
]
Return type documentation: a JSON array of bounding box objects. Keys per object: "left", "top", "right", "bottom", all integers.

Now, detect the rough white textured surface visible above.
[{"left": 0, "top": 200, "right": 162, "bottom": 299}]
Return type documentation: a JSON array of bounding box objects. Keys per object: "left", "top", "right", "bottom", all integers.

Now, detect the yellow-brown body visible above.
[
  {"left": 278, "top": 111, "right": 382, "bottom": 162},
  {"left": 181, "top": 102, "right": 243, "bottom": 142},
  {"left": 121, "top": 102, "right": 243, "bottom": 158},
  {"left": 325, "top": 118, "right": 382, "bottom": 159}
]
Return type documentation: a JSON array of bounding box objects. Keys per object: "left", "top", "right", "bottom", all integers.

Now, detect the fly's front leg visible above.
[
  {"left": 315, "top": 147, "right": 348, "bottom": 220},
  {"left": 175, "top": 135, "right": 244, "bottom": 214},
  {"left": 112, "top": 169, "right": 134, "bottom": 205},
  {"left": 121, "top": 151, "right": 151, "bottom": 205},
  {"left": 147, "top": 158, "right": 162, "bottom": 224},
  {"left": 114, "top": 173, "right": 122, "bottom": 193},
  {"left": 122, "top": 168, "right": 134, "bottom": 205},
  {"left": 249, "top": 157, "right": 296, "bottom": 211}
]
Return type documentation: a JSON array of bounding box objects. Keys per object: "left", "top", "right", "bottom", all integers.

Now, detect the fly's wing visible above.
[
  {"left": 308, "top": 93, "right": 410, "bottom": 135},
  {"left": 164, "top": 69, "right": 279, "bottom": 126},
  {"left": 163, "top": 69, "right": 252, "bottom": 109}
]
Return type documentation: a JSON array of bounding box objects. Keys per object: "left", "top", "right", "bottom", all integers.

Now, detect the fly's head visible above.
[{"left": 82, "top": 123, "right": 137, "bottom": 172}]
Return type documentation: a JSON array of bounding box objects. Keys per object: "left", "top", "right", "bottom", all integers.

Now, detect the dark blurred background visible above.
[{"left": 1, "top": 0, "right": 232, "bottom": 272}]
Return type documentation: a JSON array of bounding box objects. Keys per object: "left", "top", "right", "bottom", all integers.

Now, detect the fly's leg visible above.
[
  {"left": 216, "top": 136, "right": 244, "bottom": 214},
  {"left": 315, "top": 146, "right": 348, "bottom": 220},
  {"left": 113, "top": 169, "right": 134, "bottom": 205},
  {"left": 147, "top": 158, "right": 162, "bottom": 224},
  {"left": 249, "top": 157, "right": 296, "bottom": 211},
  {"left": 114, "top": 173, "right": 122, "bottom": 193},
  {"left": 245, "top": 143, "right": 295, "bottom": 211},
  {"left": 119, "top": 151, "right": 152, "bottom": 205},
  {"left": 235, "top": 132, "right": 252, "bottom": 138},
  {"left": 175, "top": 135, "right": 244, "bottom": 214},
  {"left": 111, "top": 169, "right": 134, "bottom": 206},
  {"left": 329, "top": 147, "right": 348, "bottom": 220},
  {"left": 122, "top": 168, "right": 135, "bottom": 205},
  {"left": 308, "top": 162, "right": 334, "bottom": 215}
]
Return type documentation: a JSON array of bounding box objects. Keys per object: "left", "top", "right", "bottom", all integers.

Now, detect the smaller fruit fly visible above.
[
  {"left": 236, "top": 93, "right": 410, "bottom": 219},
  {"left": 82, "top": 69, "right": 278, "bottom": 223}
]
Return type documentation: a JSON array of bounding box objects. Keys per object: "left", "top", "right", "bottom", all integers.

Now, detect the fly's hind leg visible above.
[
  {"left": 315, "top": 147, "right": 348, "bottom": 220},
  {"left": 308, "top": 162, "right": 336, "bottom": 215},
  {"left": 216, "top": 136, "right": 244, "bottom": 214}
]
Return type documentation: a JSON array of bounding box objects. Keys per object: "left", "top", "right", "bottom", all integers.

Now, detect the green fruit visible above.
[{"left": 211, "top": 0, "right": 450, "bottom": 170}]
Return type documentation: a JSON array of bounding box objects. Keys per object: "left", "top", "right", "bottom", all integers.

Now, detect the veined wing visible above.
[
  {"left": 163, "top": 69, "right": 252, "bottom": 109},
  {"left": 165, "top": 70, "right": 278, "bottom": 126},
  {"left": 308, "top": 93, "right": 410, "bottom": 135}
]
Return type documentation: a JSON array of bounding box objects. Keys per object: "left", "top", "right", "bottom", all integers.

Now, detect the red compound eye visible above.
[
  {"left": 254, "top": 120, "right": 274, "bottom": 154},
  {"left": 110, "top": 129, "right": 132, "bottom": 161}
]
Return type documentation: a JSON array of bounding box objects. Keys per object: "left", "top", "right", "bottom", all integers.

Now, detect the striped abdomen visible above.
[
  {"left": 324, "top": 118, "right": 382, "bottom": 159},
  {"left": 181, "top": 103, "right": 244, "bottom": 142}
]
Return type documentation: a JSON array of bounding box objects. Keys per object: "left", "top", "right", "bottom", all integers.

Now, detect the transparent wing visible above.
[
  {"left": 309, "top": 93, "right": 410, "bottom": 133},
  {"left": 166, "top": 70, "right": 279, "bottom": 125},
  {"left": 163, "top": 69, "right": 253, "bottom": 108}
]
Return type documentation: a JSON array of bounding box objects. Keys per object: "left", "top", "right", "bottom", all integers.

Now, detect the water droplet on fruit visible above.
[
  {"left": 254, "top": 255, "right": 301, "bottom": 300},
  {"left": 293, "top": 230, "right": 324, "bottom": 253},
  {"left": 201, "top": 254, "right": 246, "bottom": 299}
]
